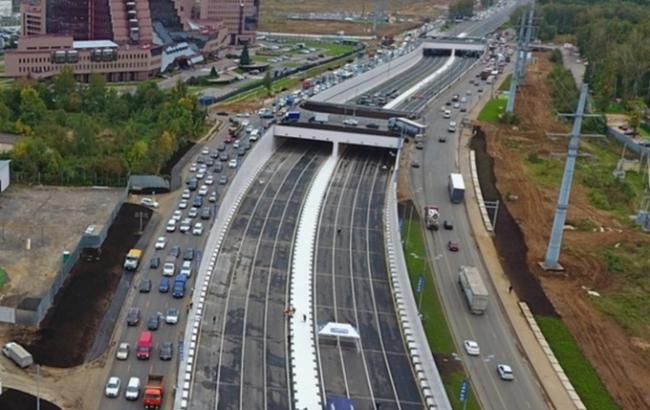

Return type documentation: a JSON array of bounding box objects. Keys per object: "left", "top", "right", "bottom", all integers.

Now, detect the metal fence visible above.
[
  {"left": 6, "top": 186, "right": 129, "bottom": 325},
  {"left": 11, "top": 171, "right": 130, "bottom": 187}
]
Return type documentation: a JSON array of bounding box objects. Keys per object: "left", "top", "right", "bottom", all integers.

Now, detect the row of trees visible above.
[
  {"left": 532, "top": 0, "right": 650, "bottom": 111},
  {"left": 0, "top": 68, "right": 206, "bottom": 185},
  {"left": 449, "top": 0, "right": 496, "bottom": 20}
]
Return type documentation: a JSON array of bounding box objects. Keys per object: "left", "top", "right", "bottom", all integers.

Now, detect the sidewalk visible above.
[{"left": 459, "top": 74, "right": 578, "bottom": 410}]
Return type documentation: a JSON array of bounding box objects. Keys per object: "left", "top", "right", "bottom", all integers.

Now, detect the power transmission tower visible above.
[
  {"left": 506, "top": 1, "right": 535, "bottom": 113},
  {"left": 541, "top": 84, "right": 597, "bottom": 270}
]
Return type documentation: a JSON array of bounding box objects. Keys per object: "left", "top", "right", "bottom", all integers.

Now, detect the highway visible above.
[
  {"left": 407, "top": 56, "right": 548, "bottom": 409},
  {"left": 97, "top": 120, "right": 260, "bottom": 410},
  {"left": 188, "top": 141, "right": 329, "bottom": 410},
  {"left": 396, "top": 56, "right": 478, "bottom": 113},
  {"left": 348, "top": 56, "right": 447, "bottom": 106},
  {"left": 314, "top": 147, "right": 424, "bottom": 410}
]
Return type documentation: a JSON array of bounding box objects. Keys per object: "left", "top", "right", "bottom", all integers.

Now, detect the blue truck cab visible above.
[{"left": 172, "top": 275, "right": 187, "bottom": 298}]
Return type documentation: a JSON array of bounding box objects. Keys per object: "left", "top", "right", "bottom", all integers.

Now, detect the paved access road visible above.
[
  {"left": 189, "top": 141, "right": 329, "bottom": 410},
  {"left": 408, "top": 58, "right": 548, "bottom": 409},
  {"left": 314, "top": 147, "right": 423, "bottom": 410},
  {"left": 97, "top": 118, "right": 266, "bottom": 410}
]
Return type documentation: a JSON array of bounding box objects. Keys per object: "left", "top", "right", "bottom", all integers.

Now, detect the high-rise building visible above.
[
  {"left": 200, "top": 0, "right": 259, "bottom": 44},
  {"left": 20, "top": 0, "right": 45, "bottom": 36}
]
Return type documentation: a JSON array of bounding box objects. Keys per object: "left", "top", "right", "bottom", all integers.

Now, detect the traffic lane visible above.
[
  {"left": 99, "top": 126, "right": 256, "bottom": 409},
  {"left": 188, "top": 150, "right": 295, "bottom": 409},
  {"left": 412, "top": 81, "right": 546, "bottom": 408},
  {"left": 238, "top": 152, "right": 324, "bottom": 409}
]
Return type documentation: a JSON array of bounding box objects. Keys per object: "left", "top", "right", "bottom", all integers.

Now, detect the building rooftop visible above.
[{"left": 73, "top": 40, "right": 118, "bottom": 49}]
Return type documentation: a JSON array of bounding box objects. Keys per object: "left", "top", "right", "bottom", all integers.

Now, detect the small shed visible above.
[
  {"left": 128, "top": 174, "right": 170, "bottom": 194},
  {"left": 0, "top": 160, "right": 10, "bottom": 192}
]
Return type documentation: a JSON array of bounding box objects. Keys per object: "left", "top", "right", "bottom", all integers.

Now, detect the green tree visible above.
[
  {"left": 263, "top": 70, "right": 273, "bottom": 95},
  {"left": 84, "top": 73, "right": 108, "bottom": 113},
  {"left": 240, "top": 44, "right": 251, "bottom": 66},
  {"left": 449, "top": 0, "right": 473, "bottom": 19},
  {"left": 210, "top": 66, "right": 219, "bottom": 78},
  {"left": 18, "top": 86, "right": 47, "bottom": 128}
]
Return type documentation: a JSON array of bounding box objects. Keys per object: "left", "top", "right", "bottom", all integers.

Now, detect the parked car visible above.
[
  {"left": 126, "top": 307, "right": 140, "bottom": 326},
  {"left": 139, "top": 279, "right": 152, "bottom": 293},
  {"left": 182, "top": 189, "right": 191, "bottom": 199},
  {"left": 165, "top": 308, "right": 179, "bottom": 324},
  {"left": 139, "top": 198, "right": 159, "bottom": 208},
  {"left": 105, "top": 376, "right": 121, "bottom": 398},
  {"left": 159, "top": 277, "right": 170, "bottom": 293},
  {"left": 147, "top": 314, "right": 160, "bottom": 331},
  {"left": 178, "top": 199, "right": 188, "bottom": 209},
  {"left": 159, "top": 342, "right": 173, "bottom": 361},
  {"left": 149, "top": 256, "right": 160, "bottom": 269},
  {"left": 115, "top": 342, "right": 130, "bottom": 360},
  {"left": 154, "top": 236, "right": 166, "bottom": 250},
  {"left": 166, "top": 219, "right": 176, "bottom": 233}
]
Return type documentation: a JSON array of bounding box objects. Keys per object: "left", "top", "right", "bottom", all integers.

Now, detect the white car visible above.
[
  {"left": 453, "top": 102, "right": 460, "bottom": 109},
  {"left": 189, "top": 163, "right": 197, "bottom": 172},
  {"left": 178, "top": 199, "right": 188, "bottom": 209},
  {"left": 172, "top": 210, "right": 182, "bottom": 221},
  {"left": 233, "top": 140, "right": 240, "bottom": 149},
  {"left": 115, "top": 342, "right": 129, "bottom": 360},
  {"left": 180, "top": 260, "right": 192, "bottom": 277},
  {"left": 166, "top": 308, "right": 179, "bottom": 324},
  {"left": 198, "top": 185, "right": 209, "bottom": 196},
  {"left": 201, "top": 147, "right": 209, "bottom": 155},
  {"left": 125, "top": 377, "right": 141, "bottom": 401},
  {"left": 196, "top": 171, "right": 205, "bottom": 180},
  {"left": 166, "top": 219, "right": 176, "bottom": 233},
  {"left": 163, "top": 262, "right": 175, "bottom": 276},
  {"left": 105, "top": 376, "right": 121, "bottom": 398},
  {"left": 228, "top": 159, "right": 238, "bottom": 169},
  {"left": 192, "top": 222, "right": 204, "bottom": 236},
  {"left": 249, "top": 129, "right": 260, "bottom": 141},
  {"left": 179, "top": 218, "right": 192, "bottom": 233},
  {"left": 497, "top": 364, "right": 514, "bottom": 381},
  {"left": 463, "top": 340, "right": 480, "bottom": 356},
  {"left": 245, "top": 125, "right": 253, "bottom": 133},
  {"left": 204, "top": 175, "right": 214, "bottom": 185},
  {"left": 139, "top": 198, "right": 159, "bottom": 208},
  {"left": 154, "top": 236, "right": 166, "bottom": 250},
  {"left": 236, "top": 112, "right": 251, "bottom": 118},
  {"left": 343, "top": 118, "right": 358, "bottom": 126},
  {"left": 182, "top": 189, "right": 191, "bottom": 199}
]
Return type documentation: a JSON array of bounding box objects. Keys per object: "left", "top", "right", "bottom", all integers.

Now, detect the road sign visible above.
[
  {"left": 459, "top": 379, "right": 469, "bottom": 402},
  {"left": 416, "top": 275, "right": 425, "bottom": 294}
]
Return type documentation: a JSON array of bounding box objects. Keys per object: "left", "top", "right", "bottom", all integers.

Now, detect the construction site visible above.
[{"left": 476, "top": 51, "right": 650, "bottom": 409}]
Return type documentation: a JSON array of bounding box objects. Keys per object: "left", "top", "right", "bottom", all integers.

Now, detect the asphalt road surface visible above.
[
  {"left": 349, "top": 56, "right": 447, "bottom": 106},
  {"left": 98, "top": 121, "right": 260, "bottom": 410},
  {"left": 314, "top": 147, "right": 423, "bottom": 410},
  {"left": 408, "top": 61, "right": 547, "bottom": 409},
  {"left": 189, "top": 141, "right": 329, "bottom": 410}
]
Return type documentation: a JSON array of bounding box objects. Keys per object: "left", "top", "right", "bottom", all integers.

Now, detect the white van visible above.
[
  {"left": 249, "top": 129, "right": 260, "bottom": 141},
  {"left": 125, "top": 377, "right": 141, "bottom": 401}
]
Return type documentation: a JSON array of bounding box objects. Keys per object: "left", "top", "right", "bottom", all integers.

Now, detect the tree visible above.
[
  {"left": 18, "top": 86, "right": 47, "bottom": 128},
  {"left": 449, "top": 0, "right": 473, "bottom": 20},
  {"left": 240, "top": 44, "right": 251, "bottom": 66},
  {"left": 210, "top": 66, "right": 219, "bottom": 78},
  {"left": 263, "top": 70, "right": 273, "bottom": 95}
]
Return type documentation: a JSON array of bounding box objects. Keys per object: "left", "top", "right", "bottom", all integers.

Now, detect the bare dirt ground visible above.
[
  {"left": 478, "top": 52, "right": 650, "bottom": 409},
  {"left": 0, "top": 186, "right": 124, "bottom": 307},
  {"left": 259, "top": 0, "right": 445, "bottom": 35}
]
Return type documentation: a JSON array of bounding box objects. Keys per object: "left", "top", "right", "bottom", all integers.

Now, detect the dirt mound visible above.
[
  {"left": 477, "top": 52, "right": 650, "bottom": 409},
  {"left": 11, "top": 203, "right": 152, "bottom": 367}
]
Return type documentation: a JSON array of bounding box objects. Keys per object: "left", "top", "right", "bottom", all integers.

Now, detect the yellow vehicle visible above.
[{"left": 124, "top": 249, "right": 142, "bottom": 271}]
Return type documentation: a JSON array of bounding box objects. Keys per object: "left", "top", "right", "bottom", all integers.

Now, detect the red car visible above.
[
  {"left": 224, "top": 135, "right": 234, "bottom": 143},
  {"left": 447, "top": 241, "right": 459, "bottom": 252}
]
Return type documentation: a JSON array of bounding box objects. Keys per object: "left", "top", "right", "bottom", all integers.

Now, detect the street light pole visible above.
[{"left": 36, "top": 364, "right": 41, "bottom": 410}]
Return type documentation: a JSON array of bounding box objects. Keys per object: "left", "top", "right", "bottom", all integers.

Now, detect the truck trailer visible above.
[
  {"left": 458, "top": 266, "right": 489, "bottom": 314},
  {"left": 144, "top": 374, "right": 164, "bottom": 409},
  {"left": 448, "top": 173, "right": 466, "bottom": 203},
  {"left": 281, "top": 111, "right": 300, "bottom": 124},
  {"left": 2, "top": 342, "right": 33, "bottom": 368},
  {"left": 123, "top": 249, "right": 142, "bottom": 271}
]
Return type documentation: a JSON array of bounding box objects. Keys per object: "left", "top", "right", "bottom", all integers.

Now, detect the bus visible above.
[{"left": 387, "top": 117, "right": 427, "bottom": 136}]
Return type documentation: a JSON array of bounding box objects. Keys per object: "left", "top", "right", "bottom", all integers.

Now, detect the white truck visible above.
[
  {"left": 424, "top": 205, "right": 440, "bottom": 231},
  {"left": 459, "top": 266, "right": 489, "bottom": 314},
  {"left": 2, "top": 342, "right": 33, "bottom": 368}
]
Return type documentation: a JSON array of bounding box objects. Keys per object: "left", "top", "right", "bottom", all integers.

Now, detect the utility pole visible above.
[
  {"left": 506, "top": 1, "right": 535, "bottom": 113},
  {"left": 541, "top": 84, "right": 590, "bottom": 270}
]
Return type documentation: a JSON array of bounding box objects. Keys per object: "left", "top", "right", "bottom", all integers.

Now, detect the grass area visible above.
[
  {"left": 402, "top": 219, "right": 479, "bottom": 410},
  {"left": 523, "top": 152, "right": 564, "bottom": 188},
  {"left": 535, "top": 315, "right": 619, "bottom": 410},
  {"left": 499, "top": 74, "right": 512, "bottom": 92},
  {"left": 605, "top": 101, "right": 627, "bottom": 114},
  {"left": 0, "top": 267, "right": 7, "bottom": 290},
  {"left": 477, "top": 94, "right": 508, "bottom": 122},
  {"left": 638, "top": 122, "right": 650, "bottom": 138}
]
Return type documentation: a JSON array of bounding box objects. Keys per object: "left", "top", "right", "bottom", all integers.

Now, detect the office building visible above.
[{"left": 200, "top": 0, "right": 259, "bottom": 44}]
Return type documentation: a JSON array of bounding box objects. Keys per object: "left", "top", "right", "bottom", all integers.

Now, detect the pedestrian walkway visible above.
[{"left": 289, "top": 153, "right": 338, "bottom": 410}]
